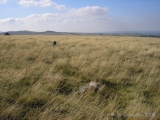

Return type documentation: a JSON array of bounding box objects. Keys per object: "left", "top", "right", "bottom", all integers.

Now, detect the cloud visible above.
[
  {"left": 25, "top": 13, "right": 63, "bottom": 23},
  {"left": 68, "top": 6, "right": 108, "bottom": 17},
  {"left": 0, "top": 6, "right": 112, "bottom": 32},
  {"left": 0, "top": 0, "right": 8, "bottom": 3},
  {"left": 18, "top": 0, "right": 66, "bottom": 10},
  {"left": 63, "top": 19, "right": 84, "bottom": 24},
  {"left": 0, "top": 18, "right": 22, "bottom": 24}
]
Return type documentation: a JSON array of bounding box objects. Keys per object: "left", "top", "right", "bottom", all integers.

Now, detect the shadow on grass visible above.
[{"left": 56, "top": 80, "right": 73, "bottom": 95}]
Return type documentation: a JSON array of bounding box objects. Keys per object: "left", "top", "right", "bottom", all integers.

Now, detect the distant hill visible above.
[
  {"left": 0, "top": 30, "right": 96, "bottom": 36},
  {"left": 0, "top": 30, "right": 66, "bottom": 35},
  {"left": 0, "top": 30, "right": 160, "bottom": 37}
]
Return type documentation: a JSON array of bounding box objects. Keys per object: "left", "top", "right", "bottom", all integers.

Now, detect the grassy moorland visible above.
[{"left": 0, "top": 35, "right": 159, "bottom": 120}]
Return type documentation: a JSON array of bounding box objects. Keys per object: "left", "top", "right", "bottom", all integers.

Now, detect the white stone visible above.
[{"left": 89, "top": 81, "right": 98, "bottom": 88}]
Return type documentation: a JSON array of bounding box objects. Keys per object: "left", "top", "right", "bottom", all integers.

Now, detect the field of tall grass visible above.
[{"left": 0, "top": 35, "right": 160, "bottom": 120}]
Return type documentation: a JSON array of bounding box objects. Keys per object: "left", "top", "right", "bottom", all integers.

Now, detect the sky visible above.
[{"left": 0, "top": 0, "right": 160, "bottom": 32}]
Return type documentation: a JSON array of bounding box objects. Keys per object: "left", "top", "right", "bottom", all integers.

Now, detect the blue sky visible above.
[{"left": 0, "top": 0, "right": 160, "bottom": 32}]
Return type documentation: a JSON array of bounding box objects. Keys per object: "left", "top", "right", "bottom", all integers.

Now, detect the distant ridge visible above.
[
  {"left": 0, "top": 30, "right": 94, "bottom": 35},
  {"left": 0, "top": 30, "right": 62, "bottom": 35},
  {"left": 0, "top": 30, "right": 160, "bottom": 37}
]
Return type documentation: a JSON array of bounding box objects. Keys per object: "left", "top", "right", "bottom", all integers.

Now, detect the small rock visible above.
[
  {"left": 79, "top": 81, "right": 100, "bottom": 94},
  {"left": 89, "top": 81, "right": 98, "bottom": 88}
]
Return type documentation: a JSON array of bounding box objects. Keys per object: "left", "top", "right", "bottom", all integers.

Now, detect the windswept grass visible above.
[{"left": 0, "top": 35, "right": 160, "bottom": 120}]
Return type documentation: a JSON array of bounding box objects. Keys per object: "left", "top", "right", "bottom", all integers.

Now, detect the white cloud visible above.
[
  {"left": 68, "top": 6, "right": 108, "bottom": 17},
  {"left": 0, "top": 18, "right": 23, "bottom": 25},
  {"left": 0, "top": 6, "right": 113, "bottom": 32},
  {"left": 18, "top": 0, "right": 66, "bottom": 10},
  {"left": 0, "top": 0, "right": 8, "bottom": 3},
  {"left": 24, "top": 13, "right": 63, "bottom": 23},
  {"left": 54, "top": 4, "right": 66, "bottom": 10},
  {"left": 18, "top": 0, "right": 52, "bottom": 7},
  {"left": 63, "top": 19, "right": 84, "bottom": 24}
]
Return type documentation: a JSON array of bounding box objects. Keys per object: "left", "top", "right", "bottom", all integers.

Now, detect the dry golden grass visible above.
[{"left": 0, "top": 35, "right": 160, "bottom": 120}]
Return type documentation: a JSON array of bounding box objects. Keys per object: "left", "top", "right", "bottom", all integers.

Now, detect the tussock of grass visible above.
[{"left": 0, "top": 35, "right": 160, "bottom": 119}]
